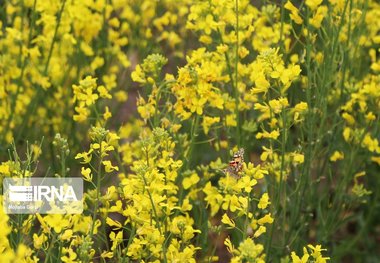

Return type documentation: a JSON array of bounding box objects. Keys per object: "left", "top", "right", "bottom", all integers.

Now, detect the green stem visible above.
[
  {"left": 15, "top": 0, "right": 67, "bottom": 143},
  {"left": 89, "top": 142, "right": 104, "bottom": 256},
  {"left": 234, "top": 0, "right": 241, "bottom": 147}
]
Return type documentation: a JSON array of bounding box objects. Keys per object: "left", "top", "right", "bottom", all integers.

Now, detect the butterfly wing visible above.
[{"left": 224, "top": 148, "right": 245, "bottom": 178}]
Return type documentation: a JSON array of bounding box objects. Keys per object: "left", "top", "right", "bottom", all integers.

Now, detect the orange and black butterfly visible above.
[{"left": 224, "top": 148, "right": 245, "bottom": 178}]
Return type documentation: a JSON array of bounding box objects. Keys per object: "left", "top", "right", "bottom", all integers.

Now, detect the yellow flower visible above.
[
  {"left": 253, "top": 226, "right": 266, "bottom": 238},
  {"left": 305, "top": 0, "right": 323, "bottom": 10},
  {"left": 101, "top": 251, "right": 114, "bottom": 259},
  {"left": 73, "top": 105, "right": 90, "bottom": 122},
  {"left": 110, "top": 231, "right": 123, "bottom": 251},
  {"left": 252, "top": 75, "right": 270, "bottom": 94},
  {"left": 256, "top": 129, "right": 280, "bottom": 140},
  {"left": 106, "top": 217, "right": 122, "bottom": 229},
  {"left": 80, "top": 41, "right": 94, "bottom": 56},
  {"left": 103, "top": 106, "right": 112, "bottom": 120},
  {"left": 292, "top": 152, "right": 304, "bottom": 164},
  {"left": 291, "top": 244, "right": 330, "bottom": 263},
  {"left": 31, "top": 144, "right": 42, "bottom": 161},
  {"left": 36, "top": 213, "right": 50, "bottom": 234},
  {"left": 109, "top": 200, "right": 123, "bottom": 213},
  {"left": 224, "top": 237, "right": 235, "bottom": 254},
  {"left": 307, "top": 244, "right": 330, "bottom": 262},
  {"left": 81, "top": 167, "right": 92, "bottom": 182},
  {"left": 343, "top": 127, "right": 352, "bottom": 142},
  {"left": 309, "top": 6, "right": 328, "bottom": 28},
  {"left": 237, "top": 238, "right": 265, "bottom": 261},
  {"left": 221, "top": 213, "right": 236, "bottom": 228},
  {"left": 365, "top": 112, "right": 376, "bottom": 122},
  {"left": 371, "top": 156, "right": 380, "bottom": 165},
  {"left": 90, "top": 56, "right": 104, "bottom": 71},
  {"left": 239, "top": 46, "right": 249, "bottom": 58},
  {"left": 260, "top": 146, "right": 273, "bottom": 161},
  {"left": 202, "top": 116, "right": 220, "bottom": 134},
  {"left": 342, "top": 112, "right": 355, "bottom": 125},
  {"left": 294, "top": 102, "right": 308, "bottom": 112},
  {"left": 258, "top": 214, "right": 274, "bottom": 225},
  {"left": 0, "top": 162, "right": 10, "bottom": 176},
  {"left": 190, "top": 97, "right": 207, "bottom": 115},
  {"left": 61, "top": 247, "right": 77, "bottom": 263},
  {"left": 217, "top": 44, "right": 228, "bottom": 53},
  {"left": 285, "top": 1, "right": 304, "bottom": 25},
  {"left": 33, "top": 233, "right": 47, "bottom": 249},
  {"left": 102, "top": 160, "right": 119, "bottom": 173},
  {"left": 258, "top": 193, "right": 270, "bottom": 209},
  {"left": 352, "top": 183, "right": 372, "bottom": 197},
  {"left": 330, "top": 151, "right": 344, "bottom": 162},
  {"left": 60, "top": 229, "right": 73, "bottom": 241},
  {"left": 98, "top": 85, "right": 112, "bottom": 99},
  {"left": 220, "top": 140, "right": 228, "bottom": 149},
  {"left": 131, "top": 65, "right": 146, "bottom": 83},
  {"left": 43, "top": 214, "right": 70, "bottom": 233},
  {"left": 182, "top": 173, "right": 200, "bottom": 190},
  {"left": 362, "top": 134, "right": 380, "bottom": 152},
  {"left": 115, "top": 90, "right": 128, "bottom": 102},
  {"left": 291, "top": 251, "right": 309, "bottom": 263},
  {"left": 226, "top": 114, "right": 237, "bottom": 127},
  {"left": 203, "top": 182, "right": 223, "bottom": 216},
  {"left": 75, "top": 149, "right": 93, "bottom": 164}
]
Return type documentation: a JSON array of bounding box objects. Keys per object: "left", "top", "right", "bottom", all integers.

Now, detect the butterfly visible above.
[{"left": 223, "top": 148, "right": 245, "bottom": 178}]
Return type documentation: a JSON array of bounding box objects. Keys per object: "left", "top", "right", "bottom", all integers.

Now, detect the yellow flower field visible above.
[{"left": 0, "top": 0, "right": 379, "bottom": 262}]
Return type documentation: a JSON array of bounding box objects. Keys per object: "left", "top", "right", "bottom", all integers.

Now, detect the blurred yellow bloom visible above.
[
  {"left": 362, "top": 134, "right": 380, "bottom": 152},
  {"left": 256, "top": 129, "right": 280, "bottom": 140},
  {"left": 131, "top": 65, "right": 146, "bottom": 83},
  {"left": 43, "top": 214, "right": 70, "bottom": 233},
  {"left": 254, "top": 226, "right": 266, "bottom": 238},
  {"left": 292, "top": 153, "right": 305, "bottom": 164},
  {"left": 306, "top": 0, "right": 323, "bottom": 10},
  {"left": 226, "top": 114, "right": 237, "bottom": 127},
  {"left": 310, "top": 6, "right": 328, "bottom": 28},
  {"left": 98, "top": 85, "right": 112, "bottom": 99},
  {"left": 330, "top": 151, "right": 344, "bottom": 162},
  {"left": 60, "top": 229, "right": 73, "bottom": 241},
  {"left": 285, "top": 1, "right": 304, "bottom": 24},
  {"left": 0, "top": 162, "right": 10, "bottom": 176},
  {"left": 252, "top": 75, "right": 270, "bottom": 94},
  {"left": 103, "top": 106, "right": 112, "bottom": 120},
  {"left": 202, "top": 116, "right": 220, "bottom": 134},
  {"left": 183, "top": 173, "right": 200, "bottom": 190},
  {"left": 343, "top": 127, "right": 352, "bottom": 142},
  {"left": 371, "top": 156, "right": 380, "bottom": 165},
  {"left": 294, "top": 102, "right": 308, "bottom": 112}
]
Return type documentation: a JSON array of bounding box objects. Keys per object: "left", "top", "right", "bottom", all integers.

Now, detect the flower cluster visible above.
[
  {"left": 290, "top": 244, "right": 330, "bottom": 263},
  {"left": 3, "top": 0, "right": 380, "bottom": 261}
]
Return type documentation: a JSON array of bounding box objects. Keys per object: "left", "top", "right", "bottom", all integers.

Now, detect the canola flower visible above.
[{"left": 1, "top": 0, "right": 380, "bottom": 262}]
